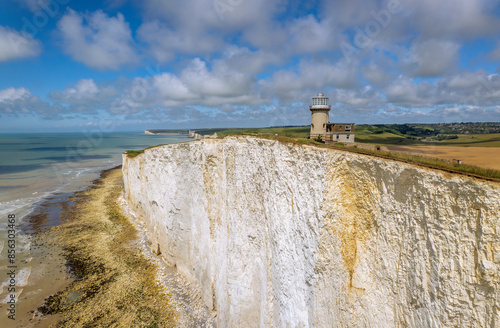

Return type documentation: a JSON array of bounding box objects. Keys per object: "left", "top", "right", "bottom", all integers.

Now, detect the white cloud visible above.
[
  {"left": 413, "top": 0, "right": 500, "bottom": 39},
  {"left": 385, "top": 76, "right": 419, "bottom": 103},
  {"left": 138, "top": 0, "right": 335, "bottom": 58},
  {"left": 321, "top": 0, "right": 500, "bottom": 41},
  {"left": 50, "top": 79, "right": 118, "bottom": 106},
  {"left": 285, "top": 15, "right": 338, "bottom": 54},
  {"left": 405, "top": 39, "right": 460, "bottom": 77},
  {"left": 106, "top": 56, "right": 265, "bottom": 116},
  {"left": 139, "top": 0, "right": 281, "bottom": 31},
  {"left": 180, "top": 58, "right": 254, "bottom": 98},
  {"left": 0, "top": 87, "right": 32, "bottom": 104},
  {"left": 362, "top": 64, "right": 391, "bottom": 86},
  {"left": 153, "top": 73, "right": 194, "bottom": 102},
  {"left": 137, "top": 20, "right": 222, "bottom": 62},
  {"left": 261, "top": 59, "right": 360, "bottom": 101},
  {"left": 333, "top": 86, "right": 379, "bottom": 106},
  {"left": 0, "top": 26, "right": 41, "bottom": 62},
  {"left": 57, "top": 9, "right": 139, "bottom": 70},
  {"left": 0, "top": 87, "right": 63, "bottom": 118},
  {"left": 444, "top": 70, "right": 487, "bottom": 89},
  {"left": 221, "top": 46, "right": 282, "bottom": 74}
]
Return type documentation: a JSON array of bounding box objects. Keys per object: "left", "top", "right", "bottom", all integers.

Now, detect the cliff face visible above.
[{"left": 122, "top": 137, "right": 500, "bottom": 328}]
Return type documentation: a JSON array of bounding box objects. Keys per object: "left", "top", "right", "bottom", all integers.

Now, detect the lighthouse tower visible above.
[{"left": 309, "top": 92, "right": 331, "bottom": 139}]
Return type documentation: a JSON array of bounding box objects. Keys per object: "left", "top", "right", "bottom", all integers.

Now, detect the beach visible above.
[
  {"left": 3, "top": 165, "right": 214, "bottom": 327},
  {"left": 0, "top": 133, "right": 201, "bottom": 327},
  {"left": 2, "top": 195, "right": 73, "bottom": 328}
]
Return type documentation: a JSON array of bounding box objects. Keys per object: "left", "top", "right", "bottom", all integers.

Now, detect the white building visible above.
[{"left": 309, "top": 92, "right": 355, "bottom": 143}]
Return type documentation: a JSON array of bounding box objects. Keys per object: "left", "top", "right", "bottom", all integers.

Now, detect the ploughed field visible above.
[{"left": 384, "top": 145, "right": 500, "bottom": 171}]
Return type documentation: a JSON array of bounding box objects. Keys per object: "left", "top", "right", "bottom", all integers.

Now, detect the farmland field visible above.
[
  {"left": 171, "top": 124, "right": 500, "bottom": 172},
  {"left": 384, "top": 145, "right": 500, "bottom": 171}
]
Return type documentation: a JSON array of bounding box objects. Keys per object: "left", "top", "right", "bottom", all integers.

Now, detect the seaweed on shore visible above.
[{"left": 38, "top": 168, "right": 177, "bottom": 327}]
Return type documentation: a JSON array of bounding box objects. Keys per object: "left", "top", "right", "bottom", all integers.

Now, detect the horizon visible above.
[
  {"left": 2, "top": 121, "right": 500, "bottom": 135},
  {"left": 1, "top": 0, "right": 500, "bottom": 133}
]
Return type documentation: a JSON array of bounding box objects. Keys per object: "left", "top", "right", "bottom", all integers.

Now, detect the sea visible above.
[{"left": 0, "top": 132, "right": 191, "bottom": 311}]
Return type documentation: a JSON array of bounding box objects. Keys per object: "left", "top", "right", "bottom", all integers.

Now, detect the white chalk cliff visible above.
[{"left": 122, "top": 136, "right": 500, "bottom": 327}]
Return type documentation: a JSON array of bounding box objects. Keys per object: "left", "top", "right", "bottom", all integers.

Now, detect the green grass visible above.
[
  {"left": 218, "top": 134, "right": 500, "bottom": 181},
  {"left": 426, "top": 133, "right": 500, "bottom": 147},
  {"left": 172, "top": 125, "right": 500, "bottom": 147},
  {"left": 195, "top": 126, "right": 311, "bottom": 139},
  {"left": 134, "top": 125, "right": 500, "bottom": 180},
  {"left": 354, "top": 132, "right": 420, "bottom": 145},
  {"left": 125, "top": 150, "right": 145, "bottom": 157},
  {"left": 354, "top": 125, "right": 500, "bottom": 147}
]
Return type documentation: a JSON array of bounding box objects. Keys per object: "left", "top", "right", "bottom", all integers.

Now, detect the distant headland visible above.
[{"left": 144, "top": 129, "right": 187, "bottom": 135}]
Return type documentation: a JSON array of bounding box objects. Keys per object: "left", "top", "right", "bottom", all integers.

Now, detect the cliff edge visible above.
[{"left": 122, "top": 136, "right": 500, "bottom": 327}]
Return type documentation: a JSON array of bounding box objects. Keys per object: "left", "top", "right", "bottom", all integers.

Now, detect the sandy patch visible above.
[{"left": 1, "top": 194, "right": 74, "bottom": 328}]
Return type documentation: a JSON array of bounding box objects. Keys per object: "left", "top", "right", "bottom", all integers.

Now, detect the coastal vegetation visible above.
[
  {"left": 354, "top": 124, "right": 500, "bottom": 146},
  {"left": 39, "top": 168, "right": 177, "bottom": 327},
  {"left": 257, "top": 135, "right": 500, "bottom": 181},
  {"left": 141, "top": 122, "right": 500, "bottom": 181},
  {"left": 187, "top": 122, "right": 500, "bottom": 146},
  {"left": 145, "top": 129, "right": 188, "bottom": 134},
  {"left": 125, "top": 149, "right": 145, "bottom": 157}
]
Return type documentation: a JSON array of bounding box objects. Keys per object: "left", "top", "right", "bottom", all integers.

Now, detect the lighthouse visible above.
[
  {"left": 309, "top": 92, "right": 331, "bottom": 139},
  {"left": 309, "top": 92, "right": 356, "bottom": 143}
]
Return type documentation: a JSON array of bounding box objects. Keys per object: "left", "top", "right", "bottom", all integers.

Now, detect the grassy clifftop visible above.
[
  {"left": 186, "top": 123, "right": 500, "bottom": 146},
  {"left": 137, "top": 124, "right": 500, "bottom": 181}
]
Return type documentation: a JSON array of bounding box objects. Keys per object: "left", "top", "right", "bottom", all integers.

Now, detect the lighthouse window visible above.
[
  {"left": 345, "top": 125, "right": 351, "bottom": 131},
  {"left": 336, "top": 134, "right": 339, "bottom": 139},
  {"left": 323, "top": 123, "right": 325, "bottom": 128}
]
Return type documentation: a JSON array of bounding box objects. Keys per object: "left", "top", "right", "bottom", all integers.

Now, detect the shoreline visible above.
[
  {"left": 2, "top": 192, "right": 76, "bottom": 327},
  {"left": 2, "top": 167, "right": 125, "bottom": 327},
  {"left": 32, "top": 165, "right": 177, "bottom": 327},
  {"left": 3, "top": 164, "right": 214, "bottom": 327}
]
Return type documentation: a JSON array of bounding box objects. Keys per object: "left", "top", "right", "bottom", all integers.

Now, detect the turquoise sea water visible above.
[
  {"left": 0, "top": 132, "right": 191, "bottom": 218},
  {"left": 0, "top": 132, "right": 191, "bottom": 303}
]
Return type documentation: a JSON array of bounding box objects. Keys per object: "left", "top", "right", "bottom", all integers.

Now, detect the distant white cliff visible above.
[{"left": 122, "top": 136, "right": 500, "bottom": 327}]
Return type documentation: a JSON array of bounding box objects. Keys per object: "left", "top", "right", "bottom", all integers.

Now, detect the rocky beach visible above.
[{"left": 5, "top": 166, "right": 213, "bottom": 327}]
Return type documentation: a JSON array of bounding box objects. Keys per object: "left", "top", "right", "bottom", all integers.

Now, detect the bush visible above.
[{"left": 313, "top": 135, "right": 325, "bottom": 143}]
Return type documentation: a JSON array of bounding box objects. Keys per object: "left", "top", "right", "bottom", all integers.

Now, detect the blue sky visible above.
[{"left": 0, "top": 0, "right": 500, "bottom": 132}]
